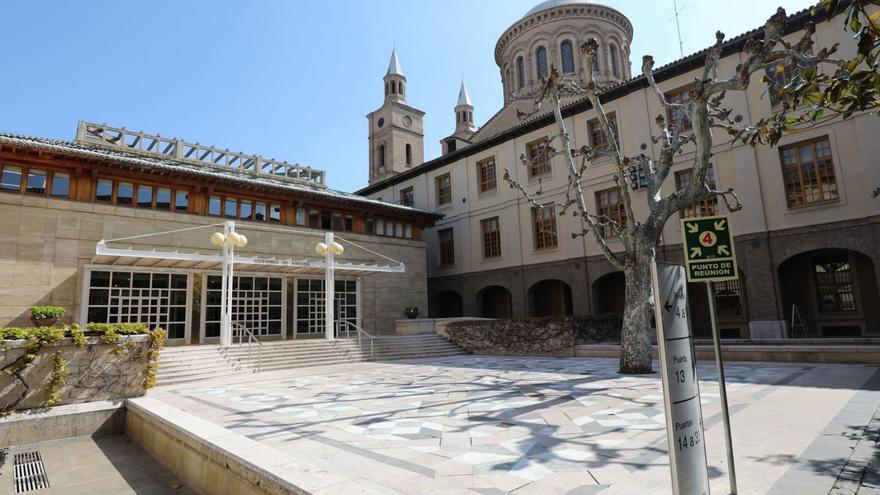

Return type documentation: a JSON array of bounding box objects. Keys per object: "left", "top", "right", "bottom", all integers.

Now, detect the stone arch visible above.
[
  {"left": 528, "top": 279, "right": 573, "bottom": 317},
  {"left": 777, "top": 248, "right": 880, "bottom": 337},
  {"left": 477, "top": 285, "right": 513, "bottom": 319},
  {"left": 432, "top": 290, "right": 463, "bottom": 318},
  {"left": 592, "top": 271, "right": 625, "bottom": 315},
  {"left": 687, "top": 270, "right": 749, "bottom": 338}
]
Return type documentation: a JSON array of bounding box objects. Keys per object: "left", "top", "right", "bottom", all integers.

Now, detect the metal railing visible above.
[
  {"left": 335, "top": 320, "right": 377, "bottom": 359},
  {"left": 232, "top": 322, "right": 263, "bottom": 373},
  {"left": 76, "top": 121, "right": 326, "bottom": 187}
]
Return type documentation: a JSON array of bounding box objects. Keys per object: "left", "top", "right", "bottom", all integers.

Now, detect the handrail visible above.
[
  {"left": 335, "top": 320, "right": 377, "bottom": 359},
  {"left": 232, "top": 322, "right": 263, "bottom": 373}
]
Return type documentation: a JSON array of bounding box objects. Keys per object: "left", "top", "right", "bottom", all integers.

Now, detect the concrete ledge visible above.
[
  {"left": 0, "top": 399, "right": 125, "bottom": 445},
  {"left": 574, "top": 344, "right": 880, "bottom": 364},
  {"left": 126, "top": 397, "right": 349, "bottom": 495}
]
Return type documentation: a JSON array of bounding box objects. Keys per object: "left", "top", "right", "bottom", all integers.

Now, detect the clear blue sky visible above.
[{"left": 1, "top": 0, "right": 815, "bottom": 193}]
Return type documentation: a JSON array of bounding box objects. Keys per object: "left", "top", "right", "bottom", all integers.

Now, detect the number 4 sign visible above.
[{"left": 681, "top": 214, "right": 738, "bottom": 282}]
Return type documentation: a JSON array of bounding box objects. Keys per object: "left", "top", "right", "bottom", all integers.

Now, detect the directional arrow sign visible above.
[{"left": 681, "top": 214, "right": 738, "bottom": 282}]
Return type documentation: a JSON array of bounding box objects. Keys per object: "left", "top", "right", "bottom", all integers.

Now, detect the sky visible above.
[{"left": 0, "top": 0, "right": 816, "bottom": 193}]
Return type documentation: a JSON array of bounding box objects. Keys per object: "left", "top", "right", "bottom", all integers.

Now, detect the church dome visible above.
[
  {"left": 494, "top": 1, "right": 633, "bottom": 105},
  {"left": 524, "top": 0, "right": 596, "bottom": 17}
]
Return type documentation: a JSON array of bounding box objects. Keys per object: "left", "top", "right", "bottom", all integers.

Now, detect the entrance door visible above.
[
  {"left": 294, "top": 278, "right": 359, "bottom": 338},
  {"left": 202, "top": 274, "right": 285, "bottom": 342}
]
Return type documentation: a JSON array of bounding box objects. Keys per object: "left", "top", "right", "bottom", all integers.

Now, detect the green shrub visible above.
[
  {"left": 29, "top": 306, "right": 65, "bottom": 320},
  {"left": 1, "top": 323, "right": 150, "bottom": 341}
]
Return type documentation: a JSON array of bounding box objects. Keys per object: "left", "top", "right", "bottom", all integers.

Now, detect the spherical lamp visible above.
[
  {"left": 330, "top": 242, "right": 344, "bottom": 255},
  {"left": 314, "top": 242, "right": 328, "bottom": 255},
  {"left": 210, "top": 232, "right": 226, "bottom": 247}
]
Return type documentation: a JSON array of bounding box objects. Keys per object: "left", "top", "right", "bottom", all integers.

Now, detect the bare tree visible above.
[{"left": 505, "top": 8, "right": 843, "bottom": 374}]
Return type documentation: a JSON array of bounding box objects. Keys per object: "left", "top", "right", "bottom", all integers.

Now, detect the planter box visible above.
[{"left": 0, "top": 335, "right": 151, "bottom": 412}]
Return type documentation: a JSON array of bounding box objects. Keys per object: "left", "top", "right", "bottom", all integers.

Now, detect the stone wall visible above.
[
  {"left": 0, "top": 335, "right": 151, "bottom": 412},
  {"left": 445, "top": 315, "right": 621, "bottom": 356}
]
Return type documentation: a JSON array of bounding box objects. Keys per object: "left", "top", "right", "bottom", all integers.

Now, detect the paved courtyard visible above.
[{"left": 151, "top": 356, "right": 880, "bottom": 494}]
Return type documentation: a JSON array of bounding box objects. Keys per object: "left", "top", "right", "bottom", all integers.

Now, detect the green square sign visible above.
[{"left": 681, "top": 214, "right": 738, "bottom": 282}]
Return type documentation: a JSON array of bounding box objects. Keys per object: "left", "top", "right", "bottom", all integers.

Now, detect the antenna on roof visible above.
[{"left": 671, "top": 0, "right": 685, "bottom": 58}]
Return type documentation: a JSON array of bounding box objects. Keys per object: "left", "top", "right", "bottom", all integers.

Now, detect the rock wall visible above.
[
  {"left": 0, "top": 335, "right": 151, "bottom": 412},
  {"left": 445, "top": 315, "right": 621, "bottom": 356}
]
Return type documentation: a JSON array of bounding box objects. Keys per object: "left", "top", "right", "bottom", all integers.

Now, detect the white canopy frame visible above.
[{"left": 92, "top": 221, "right": 405, "bottom": 346}]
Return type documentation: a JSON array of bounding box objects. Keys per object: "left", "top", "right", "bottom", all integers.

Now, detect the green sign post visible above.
[
  {"left": 680, "top": 213, "right": 739, "bottom": 494},
  {"left": 681, "top": 214, "right": 738, "bottom": 282}
]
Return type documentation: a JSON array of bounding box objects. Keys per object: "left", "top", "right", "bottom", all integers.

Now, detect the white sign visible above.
[{"left": 651, "top": 262, "right": 710, "bottom": 495}]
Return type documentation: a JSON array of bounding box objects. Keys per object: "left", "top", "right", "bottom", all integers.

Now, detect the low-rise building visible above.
[{"left": 0, "top": 122, "right": 440, "bottom": 343}]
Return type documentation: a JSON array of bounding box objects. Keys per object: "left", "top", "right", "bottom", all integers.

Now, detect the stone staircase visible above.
[{"left": 156, "top": 334, "right": 468, "bottom": 386}]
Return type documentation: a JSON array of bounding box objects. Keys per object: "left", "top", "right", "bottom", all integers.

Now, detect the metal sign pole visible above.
[
  {"left": 706, "top": 281, "right": 737, "bottom": 494},
  {"left": 651, "top": 261, "right": 711, "bottom": 495}
]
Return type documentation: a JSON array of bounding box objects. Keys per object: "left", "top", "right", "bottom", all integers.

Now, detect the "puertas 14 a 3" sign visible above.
[{"left": 681, "top": 214, "right": 738, "bottom": 283}]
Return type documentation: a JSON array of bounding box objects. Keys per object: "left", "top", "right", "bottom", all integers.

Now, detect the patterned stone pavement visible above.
[{"left": 151, "top": 356, "right": 880, "bottom": 494}]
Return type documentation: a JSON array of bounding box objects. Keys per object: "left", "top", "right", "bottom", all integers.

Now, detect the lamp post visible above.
[
  {"left": 314, "top": 232, "right": 344, "bottom": 340},
  {"left": 211, "top": 221, "right": 247, "bottom": 347}
]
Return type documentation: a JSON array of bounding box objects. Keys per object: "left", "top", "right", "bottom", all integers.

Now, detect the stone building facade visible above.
[
  {"left": 357, "top": 1, "right": 880, "bottom": 339},
  {"left": 0, "top": 125, "right": 439, "bottom": 343}
]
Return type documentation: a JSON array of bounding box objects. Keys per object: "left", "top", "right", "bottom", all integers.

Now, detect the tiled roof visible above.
[{"left": 0, "top": 133, "right": 440, "bottom": 219}]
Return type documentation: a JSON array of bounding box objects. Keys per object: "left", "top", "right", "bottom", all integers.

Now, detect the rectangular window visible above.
[
  {"left": 365, "top": 218, "right": 374, "bottom": 235},
  {"left": 117, "top": 182, "right": 133, "bottom": 205},
  {"left": 224, "top": 198, "right": 237, "bottom": 218},
  {"left": 713, "top": 279, "right": 744, "bottom": 317},
  {"left": 665, "top": 87, "right": 693, "bottom": 132},
  {"left": 174, "top": 190, "right": 189, "bottom": 212},
  {"left": 269, "top": 204, "right": 281, "bottom": 223},
  {"left": 438, "top": 228, "right": 455, "bottom": 265},
  {"left": 256, "top": 202, "right": 268, "bottom": 222},
  {"left": 376, "top": 220, "right": 385, "bottom": 236},
  {"left": 814, "top": 255, "right": 856, "bottom": 312},
  {"left": 477, "top": 157, "right": 497, "bottom": 192},
  {"left": 332, "top": 213, "right": 343, "bottom": 231},
  {"left": 395, "top": 222, "right": 403, "bottom": 238},
  {"left": 308, "top": 210, "right": 319, "bottom": 228},
  {"left": 1, "top": 166, "right": 22, "bottom": 191},
  {"left": 155, "top": 188, "right": 171, "bottom": 210},
  {"left": 96, "top": 179, "right": 113, "bottom": 202},
  {"left": 404, "top": 223, "right": 412, "bottom": 238},
  {"left": 136, "top": 185, "right": 153, "bottom": 208},
  {"left": 587, "top": 113, "right": 618, "bottom": 151},
  {"left": 86, "top": 270, "right": 189, "bottom": 339},
  {"left": 526, "top": 139, "right": 551, "bottom": 178},
  {"left": 595, "top": 187, "right": 626, "bottom": 238},
  {"left": 532, "top": 206, "right": 558, "bottom": 249},
  {"left": 399, "top": 186, "right": 414, "bottom": 207},
  {"left": 779, "top": 136, "right": 838, "bottom": 208},
  {"left": 239, "top": 199, "right": 253, "bottom": 220},
  {"left": 481, "top": 217, "right": 502, "bottom": 258},
  {"left": 321, "top": 211, "right": 332, "bottom": 230},
  {"left": 26, "top": 169, "right": 47, "bottom": 194},
  {"left": 675, "top": 168, "right": 717, "bottom": 218},
  {"left": 50, "top": 172, "right": 70, "bottom": 198},
  {"left": 294, "top": 207, "right": 304, "bottom": 225},
  {"left": 208, "top": 195, "right": 221, "bottom": 216},
  {"left": 436, "top": 173, "right": 452, "bottom": 206},
  {"left": 345, "top": 215, "right": 354, "bottom": 231}
]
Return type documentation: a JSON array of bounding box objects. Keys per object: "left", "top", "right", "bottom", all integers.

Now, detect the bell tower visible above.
[{"left": 367, "top": 48, "right": 425, "bottom": 185}]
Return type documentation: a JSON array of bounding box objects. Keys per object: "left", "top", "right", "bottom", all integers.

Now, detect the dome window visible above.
[
  {"left": 536, "top": 46, "right": 548, "bottom": 79},
  {"left": 561, "top": 40, "right": 575, "bottom": 74}
]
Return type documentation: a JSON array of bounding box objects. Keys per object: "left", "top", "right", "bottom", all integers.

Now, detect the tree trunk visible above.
[{"left": 619, "top": 251, "right": 655, "bottom": 374}]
